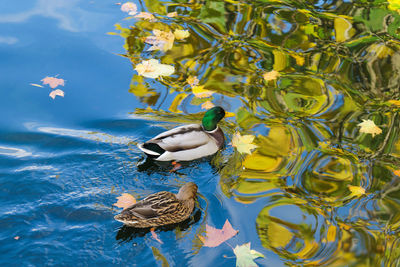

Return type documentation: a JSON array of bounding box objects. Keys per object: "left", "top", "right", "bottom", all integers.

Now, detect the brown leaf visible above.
[
  {"left": 199, "top": 219, "right": 238, "bottom": 247},
  {"left": 113, "top": 193, "right": 136, "bottom": 209}
]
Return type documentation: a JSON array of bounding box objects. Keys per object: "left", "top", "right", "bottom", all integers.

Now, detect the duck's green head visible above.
[{"left": 202, "top": 106, "right": 225, "bottom": 131}]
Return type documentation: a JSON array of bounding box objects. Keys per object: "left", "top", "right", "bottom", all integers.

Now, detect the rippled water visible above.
[{"left": 2, "top": 0, "right": 400, "bottom": 266}]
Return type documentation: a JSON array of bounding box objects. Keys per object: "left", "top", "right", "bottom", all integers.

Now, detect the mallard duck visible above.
[
  {"left": 114, "top": 182, "right": 198, "bottom": 228},
  {"left": 138, "top": 106, "right": 226, "bottom": 161}
]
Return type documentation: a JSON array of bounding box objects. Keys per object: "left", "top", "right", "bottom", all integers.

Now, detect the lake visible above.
[{"left": 1, "top": 0, "right": 400, "bottom": 266}]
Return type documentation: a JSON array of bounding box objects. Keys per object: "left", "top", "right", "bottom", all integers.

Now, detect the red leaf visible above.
[
  {"left": 199, "top": 219, "right": 238, "bottom": 247},
  {"left": 41, "top": 76, "right": 65, "bottom": 89},
  {"left": 14, "top": 236, "right": 20, "bottom": 240},
  {"left": 113, "top": 193, "right": 136, "bottom": 209}
]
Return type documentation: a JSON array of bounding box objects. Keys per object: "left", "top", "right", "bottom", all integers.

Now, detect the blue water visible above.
[{"left": 0, "top": 1, "right": 272, "bottom": 266}]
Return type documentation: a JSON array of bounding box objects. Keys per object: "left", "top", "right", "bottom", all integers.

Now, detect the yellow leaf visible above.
[
  {"left": 30, "top": 83, "right": 44, "bottom": 88},
  {"left": 145, "top": 30, "right": 175, "bottom": 51},
  {"left": 231, "top": 132, "right": 258, "bottom": 154},
  {"left": 357, "top": 119, "right": 382, "bottom": 137},
  {"left": 187, "top": 76, "right": 199, "bottom": 87},
  {"left": 263, "top": 70, "right": 280, "bottom": 81},
  {"left": 192, "top": 85, "right": 213, "bottom": 98},
  {"left": 135, "top": 59, "right": 174, "bottom": 79},
  {"left": 347, "top": 185, "right": 366, "bottom": 197},
  {"left": 134, "top": 12, "right": 156, "bottom": 21},
  {"left": 174, "top": 29, "right": 190, "bottom": 40}
]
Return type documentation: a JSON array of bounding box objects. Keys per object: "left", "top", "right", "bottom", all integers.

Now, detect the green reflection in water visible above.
[{"left": 112, "top": 0, "right": 400, "bottom": 265}]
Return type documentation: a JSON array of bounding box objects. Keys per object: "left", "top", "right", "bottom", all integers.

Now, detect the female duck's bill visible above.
[
  {"left": 114, "top": 182, "right": 198, "bottom": 228},
  {"left": 138, "top": 106, "right": 226, "bottom": 161}
]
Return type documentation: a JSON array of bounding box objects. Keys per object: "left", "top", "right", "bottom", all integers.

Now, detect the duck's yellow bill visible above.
[{"left": 225, "top": 111, "right": 236, "bottom": 118}]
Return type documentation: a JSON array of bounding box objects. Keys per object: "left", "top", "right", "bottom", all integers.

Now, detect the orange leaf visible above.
[
  {"left": 394, "top": 170, "right": 400, "bottom": 176},
  {"left": 41, "top": 76, "right": 65, "bottom": 89},
  {"left": 200, "top": 219, "right": 238, "bottom": 247},
  {"left": 113, "top": 193, "right": 136, "bottom": 209}
]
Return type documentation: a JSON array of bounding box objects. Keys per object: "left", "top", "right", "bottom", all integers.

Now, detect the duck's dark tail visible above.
[{"left": 138, "top": 143, "right": 165, "bottom": 159}]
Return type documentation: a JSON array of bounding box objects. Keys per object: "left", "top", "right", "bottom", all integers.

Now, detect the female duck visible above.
[
  {"left": 138, "top": 106, "right": 225, "bottom": 161},
  {"left": 114, "top": 182, "right": 198, "bottom": 228}
]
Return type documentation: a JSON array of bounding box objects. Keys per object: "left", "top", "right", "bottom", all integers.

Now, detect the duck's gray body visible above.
[{"left": 138, "top": 124, "right": 224, "bottom": 161}]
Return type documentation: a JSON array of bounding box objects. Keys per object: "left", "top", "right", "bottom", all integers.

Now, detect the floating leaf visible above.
[
  {"left": 145, "top": 30, "right": 175, "bottom": 51},
  {"left": 121, "top": 2, "right": 137, "bottom": 15},
  {"left": 135, "top": 59, "right": 174, "bottom": 79},
  {"left": 187, "top": 76, "right": 200, "bottom": 87},
  {"left": 30, "top": 83, "right": 44, "bottom": 88},
  {"left": 174, "top": 29, "right": 190, "bottom": 40},
  {"left": 357, "top": 119, "right": 382, "bottom": 137},
  {"left": 263, "top": 70, "right": 280, "bottom": 81},
  {"left": 41, "top": 76, "right": 65, "bottom": 89},
  {"left": 233, "top": 243, "right": 264, "bottom": 267},
  {"left": 192, "top": 85, "right": 213, "bottom": 98},
  {"left": 348, "top": 185, "right": 366, "bottom": 197},
  {"left": 201, "top": 101, "right": 215, "bottom": 110},
  {"left": 167, "top": 12, "right": 178, "bottom": 17},
  {"left": 49, "top": 89, "right": 65, "bottom": 99},
  {"left": 14, "top": 236, "right": 20, "bottom": 240},
  {"left": 199, "top": 219, "right": 238, "bottom": 247},
  {"left": 134, "top": 12, "right": 156, "bottom": 21},
  {"left": 113, "top": 193, "right": 136, "bottom": 209},
  {"left": 231, "top": 132, "right": 258, "bottom": 154}
]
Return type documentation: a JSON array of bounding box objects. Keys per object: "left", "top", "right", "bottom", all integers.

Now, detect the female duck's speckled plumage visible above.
[
  {"left": 114, "top": 182, "right": 198, "bottom": 228},
  {"left": 138, "top": 106, "right": 226, "bottom": 161}
]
